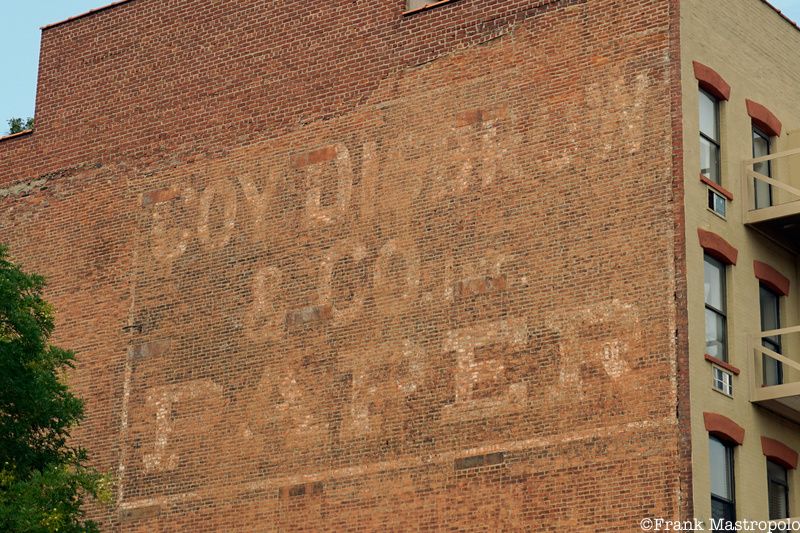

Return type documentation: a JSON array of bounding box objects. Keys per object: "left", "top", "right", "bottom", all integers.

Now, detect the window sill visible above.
[
  {"left": 403, "top": 0, "right": 458, "bottom": 16},
  {"left": 705, "top": 354, "right": 741, "bottom": 376},
  {"left": 700, "top": 175, "right": 734, "bottom": 201}
]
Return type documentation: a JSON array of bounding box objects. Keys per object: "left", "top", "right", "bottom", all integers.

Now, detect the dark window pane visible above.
[
  {"left": 704, "top": 257, "right": 725, "bottom": 311},
  {"left": 754, "top": 129, "right": 771, "bottom": 159},
  {"left": 704, "top": 256, "right": 727, "bottom": 360},
  {"left": 711, "top": 498, "right": 735, "bottom": 531},
  {"left": 701, "top": 136, "right": 721, "bottom": 184},
  {"left": 753, "top": 128, "right": 772, "bottom": 209},
  {"left": 708, "top": 189, "right": 726, "bottom": 216},
  {"left": 760, "top": 285, "right": 782, "bottom": 385},
  {"left": 755, "top": 177, "right": 772, "bottom": 209},
  {"left": 764, "top": 357, "right": 783, "bottom": 387},
  {"left": 769, "top": 460, "right": 788, "bottom": 484},
  {"left": 760, "top": 286, "right": 781, "bottom": 331},
  {"left": 710, "top": 437, "right": 735, "bottom": 532},
  {"left": 705, "top": 308, "right": 727, "bottom": 360},
  {"left": 710, "top": 438, "right": 733, "bottom": 499},
  {"left": 700, "top": 91, "right": 720, "bottom": 141},
  {"left": 768, "top": 461, "right": 789, "bottom": 520}
]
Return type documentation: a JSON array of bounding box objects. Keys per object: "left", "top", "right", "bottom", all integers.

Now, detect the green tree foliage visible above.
[
  {"left": 7, "top": 118, "right": 34, "bottom": 135},
  {"left": 0, "top": 246, "right": 109, "bottom": 532}
]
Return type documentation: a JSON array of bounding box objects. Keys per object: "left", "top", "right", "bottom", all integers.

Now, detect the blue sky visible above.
[{"left": 2, "top": 1, "right": 800, "bottom": 135}]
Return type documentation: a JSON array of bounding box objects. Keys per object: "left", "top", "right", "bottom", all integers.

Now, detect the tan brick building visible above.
[{"left": 0, "top": 0, "right": 798, "bottom": 530}]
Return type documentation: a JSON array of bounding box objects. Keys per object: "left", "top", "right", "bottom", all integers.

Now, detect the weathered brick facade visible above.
[{"left": 0, "top": 0, "right": 688, "bottom": 530}]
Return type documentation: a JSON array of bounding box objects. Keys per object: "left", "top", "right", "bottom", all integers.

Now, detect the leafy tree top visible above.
[
  {"left": 6, "top": 118, "right": 34, "bottom": 135},
  {"left": 0, "top": 245, "right": 109, "bottom": 532}
]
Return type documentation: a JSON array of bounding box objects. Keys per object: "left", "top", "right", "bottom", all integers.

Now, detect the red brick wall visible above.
[{"left": 0, "top": 0, "right": 686, "bottom": 530}]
